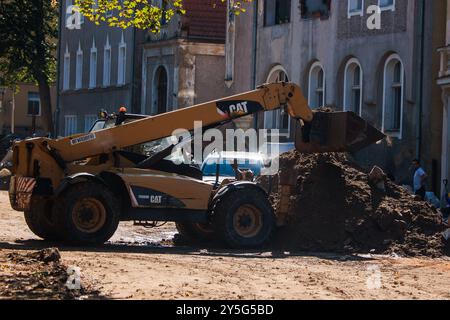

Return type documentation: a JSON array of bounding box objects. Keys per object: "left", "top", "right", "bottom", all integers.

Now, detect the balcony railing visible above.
[{"left": 438, "top": 45, "right": 450, "bottom": 79}]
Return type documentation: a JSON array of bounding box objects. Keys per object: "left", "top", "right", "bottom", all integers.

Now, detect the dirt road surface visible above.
[{"left": 0, "top": 191, "right": 449, "bottom": 300}]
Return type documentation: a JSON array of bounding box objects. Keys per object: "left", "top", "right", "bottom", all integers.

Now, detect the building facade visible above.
[
  {"left": 0, "top": 84, "right": 56, "bottom": 137},
  {"left": 57, "top": 0, "right": 135, "bottom": 136},
  {"left": 133, "top": 0, "right": 227, "bottom": 115},
  {"left": 437, "top": 0, "right": 450, "bottom": 192},
  {"left": 229, "top": 0, "right": 446, "bottom": 190}
]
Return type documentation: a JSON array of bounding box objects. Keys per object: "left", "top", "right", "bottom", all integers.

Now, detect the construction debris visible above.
[
  {"left": 259, "top": 151, "right": 450, "bottom": 257},
  {"left": 0, "top": 248, "right": 101, "bottom": 300}
]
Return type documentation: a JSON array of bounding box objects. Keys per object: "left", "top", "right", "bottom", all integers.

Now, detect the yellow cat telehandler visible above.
[{"left": 8, "top": 83, "right": 384, "bottom": 247}]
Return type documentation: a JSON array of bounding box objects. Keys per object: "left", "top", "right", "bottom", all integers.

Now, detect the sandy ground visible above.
[{"left": 0, "top": 191, "right": 449, "bottom": 300}]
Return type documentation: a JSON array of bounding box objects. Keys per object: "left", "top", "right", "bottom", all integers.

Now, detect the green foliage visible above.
[
  {"left": 74, "top": 0, "right": 185, "bottom": 32},
  {"left": 74, "top": 0, "right": 252, "bottom": 31},
  {"left": 0, "top": 0, "right": 58, "bottom": 88}
]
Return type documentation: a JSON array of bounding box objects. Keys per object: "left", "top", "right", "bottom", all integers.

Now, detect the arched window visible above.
[
  {"left": 264, "top": 65, "right": 290, "bottom": 136},
  {"left": 343, "top": 58, "right": 363, "bottom": 115},
  {"left": 382, "top": 54, "right": 404, "bottom": 137},
  {"left": 154, "top": 66, "right": 168, "bottom": 114},
  {"left": 308, "top": 62, "right": 325, "bottom": 108}
]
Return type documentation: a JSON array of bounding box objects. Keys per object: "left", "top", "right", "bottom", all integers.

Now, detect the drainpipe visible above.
[
  {"left": 130, "top": 27, "right": 136, "bottom": 113},
  {"left": 251, "top": 0, "right": 259, "bottom": 130},
  {"left": 416, "top": 0, "right": 425, "bottom": 161},
  {"left": 54, "top": 0, "right": 63, "bottom": 138}
]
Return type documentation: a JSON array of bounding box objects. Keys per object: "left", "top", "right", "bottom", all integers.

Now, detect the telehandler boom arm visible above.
[
  {"left": 41, "top": 83, "right": 311, "bottom": 163},
  {"left": 11, "top": 82, "right": 383, "bottom": 183}
]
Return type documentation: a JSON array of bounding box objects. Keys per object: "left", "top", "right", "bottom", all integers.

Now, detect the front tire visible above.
[
  {"left": 24, "top": 197, "right": 60, "bottom": 240},
  {"left": 53, "top": 182, "right": 120, "bottom": 245},
  {"left": 212, "top": 187, "right": 274, "bottom": 248}
]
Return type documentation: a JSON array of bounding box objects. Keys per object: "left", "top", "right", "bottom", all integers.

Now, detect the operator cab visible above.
[{"left": 88, "top": 112, "right": 148, "bottom": 133}]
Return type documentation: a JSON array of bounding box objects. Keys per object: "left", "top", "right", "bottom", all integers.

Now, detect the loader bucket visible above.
[{"left": 294, "top": 111, "right": 385, "bottom": 154}]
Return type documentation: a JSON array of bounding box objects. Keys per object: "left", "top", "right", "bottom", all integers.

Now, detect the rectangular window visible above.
[
  {"left": 64, "top": 115, "right": 78, "bottom": 136},
  {"left": 348, "top": 0, "right": 363, "bottom": 17},
  {"left": 103, "top": 47, "right": 111, "bottom": 87},
  {"left": 378, "top": 0, "right": 395, "bottom": 11},
  {"left": 84, "top": 114, "right": 97, "bottom": 132},
  {"left": 89, "top": 49, "right": 97, "bottom": 88},
  {"left": 264, "top": 0, "right": 291, "bottom": 26},
  {"left": 63, "top": 52, "right": 70, "bottom": 90},
  {"left": 300, "top": 0, "right": 331, "bottom": 19},
  {"left": 117, "top": 44, "right": 126, "bottom": 85},
  {"left": 27, "top": 92, "right": 41, "bottom": 116},
  {"left": 76, "top": 48, "right": 83, "bottom": 89}
]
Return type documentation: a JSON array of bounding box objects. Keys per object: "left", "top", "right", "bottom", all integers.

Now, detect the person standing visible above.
[
  {"left": 412, "top": 159, "right": 428, "bottom": 200},
  {"left": 115, "top": 106, "right": 127, "bottom": 126}
]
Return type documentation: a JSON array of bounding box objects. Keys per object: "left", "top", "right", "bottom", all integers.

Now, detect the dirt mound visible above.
[
  {"left": 0, "top": 248, "right": 101, "bottom": 299},
  {"left": 259, "top": 151, "right": 450, "bottom": 257}
]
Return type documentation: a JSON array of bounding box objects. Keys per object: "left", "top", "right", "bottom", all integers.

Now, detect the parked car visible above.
[
  {"left": 201, "top": 151, "right": 266, "bottom": 185},
  {"left": 260, "top": 142, "right": 295, "bottom": 159}
]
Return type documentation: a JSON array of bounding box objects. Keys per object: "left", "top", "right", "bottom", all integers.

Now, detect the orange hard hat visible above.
[{"left": 119, "top": 106, "right": 127, "bottom": 113}]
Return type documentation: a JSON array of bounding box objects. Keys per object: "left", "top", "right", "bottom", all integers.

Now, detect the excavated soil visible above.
[
  {"left": 0, "top": 248, "right": 101, "bottom": 299},
  {"left": 259, "top": 151, "right": 450, "bottom": 257}
]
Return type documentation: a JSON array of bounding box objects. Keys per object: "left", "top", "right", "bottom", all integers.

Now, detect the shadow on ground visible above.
[{"left": 0, "top": 238, "right": 375, "bottom": 262}]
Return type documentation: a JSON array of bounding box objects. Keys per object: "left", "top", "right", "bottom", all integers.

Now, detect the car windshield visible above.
[
  {"left": 89, "top": 118, "right": 139, "bottom": 132},
  {"left": 202, "top": 158, "right": 262, "bottom": 177},
  {"left": 89, "top": 120, "right": 106, "bottom": 132}
]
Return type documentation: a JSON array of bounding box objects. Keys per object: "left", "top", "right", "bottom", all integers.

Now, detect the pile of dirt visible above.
[
  {"left": 0, "top": 248, "right": 101, "bottom": 299},
  {"left": 259, "top": 151, "right": 450, "bottom": 257}
]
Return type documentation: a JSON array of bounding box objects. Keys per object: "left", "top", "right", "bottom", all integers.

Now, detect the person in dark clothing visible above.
[{"left": 115, "top": 106, "right": 127, "bottom": 126}]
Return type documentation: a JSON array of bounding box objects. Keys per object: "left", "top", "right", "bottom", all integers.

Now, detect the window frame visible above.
[
  {"left": 264, "top": 0, "right": 292, "bottom": 27},
  {"left": 75, "top": 42, "right": 83, "bottom": 90},
  {"left": 382, "top": 54, "right": 404, "bottom": 138},
  {"left": 152, "top": 65, "right": 169, "bottom": 115},
  {"left": 264, "top": 65, "right": 291, "bottom": 137},
  {"left": 347, "top": 0, "right": 364, "bottom": 18},
  {"left": 378, "top": 0, "right": 395, "bottom": 12},
  {"left": 343, "top": 58, "right": 363, "bottom": 116},
  {"left": 300, "top": 0, "right": 331, "bottom": 19},
  {"left": 64, "top": 115, "right": 78, "bottom": 136},
  {"left": 27, "top": 92, "right": 41, "bottom": 117},
  {"left": 89, "top": 39, "right": 97, "bottom": 89},
  {"left": 63, "top": 44, "right": 71, "bottom": 91},
  {"left": 103, "top": 35, "right": 111, "bottom": 87},
  {"left": 308, "top": 61, "right": 326, "bottom": 109},
  {"left": 117, "top": 33, "right": 126, "bottom": 86}
]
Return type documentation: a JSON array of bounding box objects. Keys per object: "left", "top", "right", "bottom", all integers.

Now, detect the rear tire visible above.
[
  {"left": 24, "top": 197, "right": 60, "bottom": 241},
  {"left": 212, "top": 187, "right": 274, "bottom": 248},
  {"left": 53, "top": 182, "right": 120, "bottom": 245},
  {"left": 175, "top": 222, "right": 215, "bottom": 244}
]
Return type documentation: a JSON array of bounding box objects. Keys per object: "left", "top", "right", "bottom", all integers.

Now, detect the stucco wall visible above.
[
  {"left": 231, "top": 0, "right": 445, "bottom": 190},
  {"left": 139, "top": 40, "right": 225, "bottom": 115},
  {"left": 1, "top": 84, "right": 57, "bottom": 136},
  {"left": 195, "top": 55, "right": 226, "bottom": 104}
]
